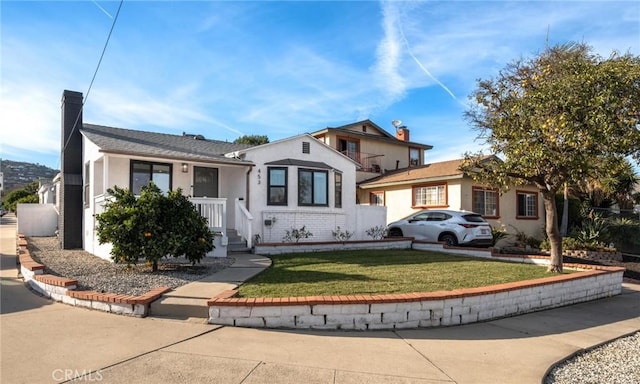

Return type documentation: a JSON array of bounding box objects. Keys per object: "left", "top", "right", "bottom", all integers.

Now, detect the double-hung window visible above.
[
  {"left": 516, "top": 190, "right": 538, "bottom": 219},
  {"left": 472, "top": 187, "right": 499, "bottom": 217},
  {"left": 267, "top": 167, "right": 287, "bottom": 205},
  {"left": 413, "top": 184, "right": 446, "bottom": 207},
  {"left": 130, "top": 161, "right": 172, "bottom": 195},
  {"left": 298, "top": 169, "right": 328, "bottom": 206}
]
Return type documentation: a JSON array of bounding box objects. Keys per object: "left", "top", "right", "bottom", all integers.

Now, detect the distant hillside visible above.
[{"left": 1, "top": 159, "right": 59, "bottom": 192}]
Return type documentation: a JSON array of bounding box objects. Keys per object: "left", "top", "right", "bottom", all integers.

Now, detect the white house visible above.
[{"left": 58, "top": 90, "right": 385, "bottom": 260}]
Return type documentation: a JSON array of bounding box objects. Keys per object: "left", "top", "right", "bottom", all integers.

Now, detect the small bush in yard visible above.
[
  {"left": 332, "top": 226, "right": 353, "bottom": 241},
  {"left": 366, "top": 225, "right": 387, "bottom": 240},
  {"left": 491, "top": 227, "right": 509, "bottom": 246},
  {"left": 95, "top": 183, "right": 214, "bottom": 271},
  {"left": 282, "top": 226, "right": 313, "bottom": 243}
]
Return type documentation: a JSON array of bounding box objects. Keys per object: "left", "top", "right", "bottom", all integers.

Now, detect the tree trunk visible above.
[
  {"left": 543, "top": 191, "right": 563, "bottom": 273},
  {"left": 560, "top": 183, "right": 569, "bottom": 237},
  {"left": 152, "top": 260, "right": 158, "bottom": 272}
]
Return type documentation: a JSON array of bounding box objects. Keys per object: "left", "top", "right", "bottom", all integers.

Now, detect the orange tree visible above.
[
  {"left": 463, "top": 43, "right": 640, "bottom": 273},
  {"left": 95, "top": 183, "right": 213, "bottom": 271}
]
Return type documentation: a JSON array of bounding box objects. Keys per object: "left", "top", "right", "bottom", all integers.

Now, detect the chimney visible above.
[
  {"left": 59, "top": 90, "right": 84, "bottom": 249},
  {"left": 396, "top": 126, "right": 410, "bottom": 142}
]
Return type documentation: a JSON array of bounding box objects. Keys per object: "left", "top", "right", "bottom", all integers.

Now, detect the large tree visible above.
[{"left": 462, "top": 43, "right": 640, "bottom": 272}]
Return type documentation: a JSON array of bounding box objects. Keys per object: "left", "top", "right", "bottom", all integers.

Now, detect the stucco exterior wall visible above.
[
  {"left": 364, "top": 176, "right": 544, "bottom": 240},
  {"left": 457, "top": 179, "right": 544, "bottom": 240},
  {"left": 81, "top": 135, "right": 251, "bottom": 259},
  {"left": 242, "top": 135, "right": 369, "bottom": 242}
]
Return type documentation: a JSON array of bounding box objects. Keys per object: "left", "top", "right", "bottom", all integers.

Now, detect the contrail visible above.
[
  {"left": 396, "top": 19, "right": 458, "bottom": 102},
  {"left": 92, "top": 0, "right": 113, "bottom": 19}
]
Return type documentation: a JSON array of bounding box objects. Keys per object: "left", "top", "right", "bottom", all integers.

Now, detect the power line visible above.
[{"left": 61, "top": 0, "right": 124, "bottom": 160}]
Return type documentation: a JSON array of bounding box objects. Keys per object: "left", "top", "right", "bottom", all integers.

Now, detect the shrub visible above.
[
  {"left": 607, "top": 217, "right": 640, "bottom": 253},
  {"left": 282, "top": 226, "right": 313, "bottom": 243},
  {"left": 95, "top": 183, "right": 214, "bottom": 271},
  {"left": 540, "top": 236, "right": 610, "bottom": 252},
  {"left": 508, "top": 225, "right": 540, "bottom": 249},
  {"left": 332, "top": 226, "right": 353, "bottom": 241},
  {"left": 571, "top": 212, "right": 610, "bottom": 247},
  {"left": 366, "top": 225, "right": 387, "bottom": 240},
  {"left": 491, "top": 227, "right": 508, "bottom": 246}
]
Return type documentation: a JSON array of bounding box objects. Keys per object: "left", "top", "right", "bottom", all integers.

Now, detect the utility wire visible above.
[{"left": 61, "top": 0, "right": 124, "bottom": 159}]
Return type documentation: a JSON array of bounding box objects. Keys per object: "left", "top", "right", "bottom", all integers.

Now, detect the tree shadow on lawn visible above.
[
  {"left": 270, "top": 249, "right": 501, "bottom": 269},
  {"left": 246, "top": 269, "right": 378, "bottom": 285}
]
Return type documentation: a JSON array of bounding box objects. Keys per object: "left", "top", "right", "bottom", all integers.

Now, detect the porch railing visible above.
[
  {"left": 190, "top": 197, "right": 226, "bottom": 233},
  {"left": 339, "top": 150, "right": 384, "bottom": 173},
  {"left": 235, "top": 198, "right": 253, "bottom": 248}
]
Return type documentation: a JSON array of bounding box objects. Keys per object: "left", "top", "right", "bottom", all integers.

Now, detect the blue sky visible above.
[{"left": 1, "top": 1, "right": 638, "bottom": 170}]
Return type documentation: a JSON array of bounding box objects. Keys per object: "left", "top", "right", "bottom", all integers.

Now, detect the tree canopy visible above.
[
  {"left": 2, "top": 181, "right": 39, "bottom": 211},
  {"left": 95, "top": 183, "right": 214, "bottom": 271},
  {"left": 233, "top": 135, "right": 269, "bottom": 145},
  {"left": 462, "top": 43, "right": 640, "bottom": 272}
]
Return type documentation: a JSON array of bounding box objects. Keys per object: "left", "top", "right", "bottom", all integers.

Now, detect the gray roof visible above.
[
  {"left": 264, "top": 158, "right": 334, "bottom": 170},
  {"left": 310, "top": 119, "right": 433, "bottom": 150},
  {"left": 81, "top": 124, "right": 254, "bottom": 166}
]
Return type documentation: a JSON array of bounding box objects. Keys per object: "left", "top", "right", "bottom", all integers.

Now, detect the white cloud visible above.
[{"left": 372, "top": 2, "right": 407, "bottom": 102}]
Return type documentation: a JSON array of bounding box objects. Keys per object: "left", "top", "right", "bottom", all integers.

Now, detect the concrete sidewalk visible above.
[
  {"left": 2, "top": 214, "right": 639, "bottom": 384},
  {"left": 149, "top": 253, "right": 271, "bottom": 320}
]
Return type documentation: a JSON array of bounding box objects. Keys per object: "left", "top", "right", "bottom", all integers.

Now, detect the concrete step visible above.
[
  {"left": 149, "top": 280, "right": 239, "bottom": 320},
  {"left": 149, "top": 296, "right": 210, "bottom": 319},
  {"left": 148, "top": 254, "right": 271, "bottom": 320}
]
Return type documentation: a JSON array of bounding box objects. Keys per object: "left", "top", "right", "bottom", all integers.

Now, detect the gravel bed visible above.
[
  {"left": 545, "top": 332, "right": 640, "bottom": 384},
  {"left": 26, "top": 236, "right": 234, "bottom": 296}
]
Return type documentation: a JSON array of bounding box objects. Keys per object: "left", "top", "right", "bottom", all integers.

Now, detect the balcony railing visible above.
[{"left": 340, "top": 150, "right": 384, "bottom": 173}]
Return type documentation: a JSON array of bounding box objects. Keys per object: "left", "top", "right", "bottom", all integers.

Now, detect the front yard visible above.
[{"left": 237, "top": 249, "right": 565, "bottom": 298}]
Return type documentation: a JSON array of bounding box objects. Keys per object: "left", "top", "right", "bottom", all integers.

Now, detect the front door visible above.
[{"left": 193, "top": 166, "right": 219, "bottom": 198}]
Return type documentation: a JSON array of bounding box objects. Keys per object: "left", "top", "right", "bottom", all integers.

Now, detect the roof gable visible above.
[
  {"left": 235, "top": 133, "right": 361, "bottom": 167},
  {"left": 310, "top": 119, "right": 433, "bottom": 150}
]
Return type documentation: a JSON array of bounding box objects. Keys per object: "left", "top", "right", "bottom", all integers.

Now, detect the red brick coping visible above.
[
  {"left": 17, "top": 235, "right": 170, "bottom": 317},
  {"left": 67, "top": 287, "right": 171, "bottom": 305}
]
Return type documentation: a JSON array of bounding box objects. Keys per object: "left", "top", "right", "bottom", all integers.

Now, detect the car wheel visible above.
[
  {"left": 388, "top": 228, "right": 403, "bottom": 237},
  {"left": 440, "top": 233, "right": 458, "bottom": 246}
]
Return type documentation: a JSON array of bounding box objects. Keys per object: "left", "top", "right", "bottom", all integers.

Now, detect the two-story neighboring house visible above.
[
  {"left": 310, "top": 120, "right": 433, "bottom": 185},
  {"left": 312, "top": 120, "right": 544, "bottom": 240}
]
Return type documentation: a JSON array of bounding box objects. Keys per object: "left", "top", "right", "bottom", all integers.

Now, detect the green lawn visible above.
[{"left": 237, "top": 249, "right": 565, "bottom": 298}]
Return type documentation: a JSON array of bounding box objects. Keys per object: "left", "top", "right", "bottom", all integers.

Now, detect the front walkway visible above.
[{"left": 149, "top": 253, "right": 270, "bottom": 320}]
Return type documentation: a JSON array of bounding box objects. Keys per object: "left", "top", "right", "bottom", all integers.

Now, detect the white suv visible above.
[{"left": 386, "top": 209, "right": 493, "bottom": 247}]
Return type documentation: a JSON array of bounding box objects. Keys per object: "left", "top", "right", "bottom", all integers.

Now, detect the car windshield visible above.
[{"left": 462, "top": 214, "right": 486, "bottom": 223}]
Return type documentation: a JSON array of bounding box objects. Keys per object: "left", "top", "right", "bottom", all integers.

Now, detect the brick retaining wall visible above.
[{"left": 208, "top": 264, "right": 624, "bottom": 330}]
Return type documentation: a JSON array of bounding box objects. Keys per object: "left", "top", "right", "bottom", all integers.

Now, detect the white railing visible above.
[
  {"left": 190, "top": 197, "right": 227, "bottom": 232},
  {"left": 235, "top": 198, "right": 254, "bottom": 248}
]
